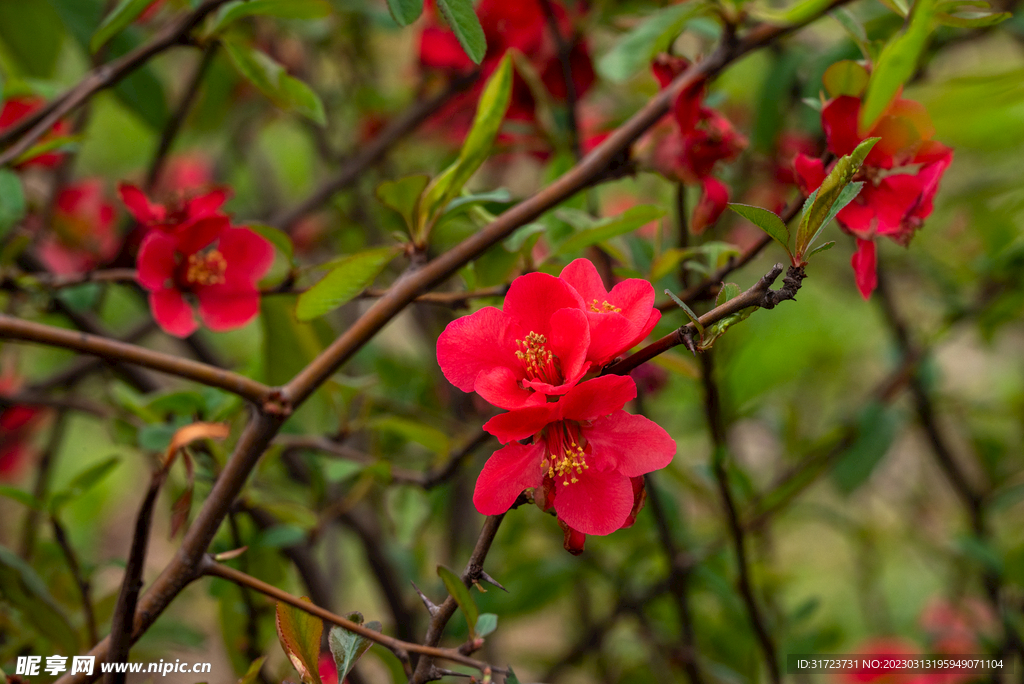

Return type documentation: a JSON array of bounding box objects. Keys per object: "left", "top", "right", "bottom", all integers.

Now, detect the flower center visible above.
[
  {"left": 515, "top": 331, "right": 562, "bottom": 385},
  {"left": 589, "top": 299, "right": 621, "bottom": 313},
  {"left": 541, "top": 421, "right": 589, "bottom": 486},
  {"left": 185, "top": 250, "right": 227, "bottom": 286}
]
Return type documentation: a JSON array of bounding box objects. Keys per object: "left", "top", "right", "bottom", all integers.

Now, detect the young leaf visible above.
[
  {"left": 48, "top": 457, "right": 121, "bottom": 514},
  {"left": 435, "top": 0, "right": 486, "bottom": 64},
  {"left": 665, "top": 289, "right": 704, "bottom": 339},
  {"left": 795, "top": 138, "right": 878, "bottom": 258},
  {"left": 0, "top": 543, "right": 79, "bottom": 654},
  {"left": 328, "top": 614, "right": 382, "bottom": 682},
  {"left": 727, "top": 204, "right": 791, "bottom": 256},
  {"left": 506, "top": 666, "right": 522, "bottom": 684},
  {"left": 90, "top": 0, "right": 153, "bottom": 53},
  {"left": 808, "top": 241, "right": 836, "bottom": 257},
  {"left": 295, "top": 247, "right": 399, "bottom": 321},
  {"left": 276, "top": 598, "right": 323, "bottom": 684},
  {"left": 822, "top": 60, "right": 870, "bottom": 98},
  {"left": 715, "top": 282, "right": 742, "bottom": 307},
  {"left": 237, "top": 656, "right": 267, "bottom": 684},
  {"left": 206, "top": 0, "right": 332, "bottom": 37},
  {"left": 476, "top": 613, "right": 498, "bottom": 637},
  {"left": 0, "top": 486, "right": 43, "bottom": 511},
  {"left": 386, "top": 0, "right": 424, "bottom": 26},
  {"left": 376, "top": 174, "right": 430, "bottom": 238},
  {"left": 806, "top": 181, "right": 864, "bottom": 250},
  {"left": 597, "top": 3, "right": 707, "bottom": 82},
  {"left": 420, "top": 54, "right": 512, "bottom": 233},
  {"left": 437, "top": 564, "right": 479, "bottom": 636},
  {"left": 859, "top": 0, "right": 936, "bottom": 132},
  {"left": 555, "top": 205, "right": 666, "bottom": 255},
  {"left": 0, "top": 168, "right": 26, "bottom": 239},
  {"left": 223, "top": 37, "right": 327, "bottom": 125}
]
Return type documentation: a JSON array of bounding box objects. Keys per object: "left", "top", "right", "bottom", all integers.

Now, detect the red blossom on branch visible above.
[
  {"left": 118, "top": 182, "right": 230, "bottom": 234},
  {"left": 793, "top": 94, "right": 952, "bottom": 299},
  {"left": 0, "top": 96, "right": 72, "bottom": 168},
  {"left": 474, "top": 375, "right": 675, "bottom": 537},
  {"left": 39, "top": 179, "right": 120, "bottom": 275},
  {"left": 0, "top": 374, "right": 46, "bottom": 482}
]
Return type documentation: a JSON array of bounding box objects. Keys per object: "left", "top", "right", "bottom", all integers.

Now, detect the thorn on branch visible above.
[
  {"left": 478, "top": 571, "right": 508, "bottom": 593},
  {"left": 412, "top": 581, "right": 441, "bottom": 616}
]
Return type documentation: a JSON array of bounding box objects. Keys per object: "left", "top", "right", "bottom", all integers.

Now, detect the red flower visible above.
[
  {"left": 793, "top": 94, "right": 952, "bottom": 299},
  {"left": 137, "top": 216, "right": 273, "bottom": 337},
  {"left": 473, "top": 375, "right": 675, "bottom": 536},
  {"left": 436, "top": 271, "right": 591, "bottom": 409},
  {"left": 39, "top": 179, "right": 120, "bottom": 275},
  {"left": 558, "top": 258, "right": 660, "bottom": 366},
  {"left": 152, "top": 153, "right": 215, "bottom": 198},
  {"left": 119, "top": 182, "right": 230, "bottom": 234},
  {"left": 646, "top": 55, "right": 746, "bottom": 234},
  {"left": 0, "top": 375, "right": 46, "bottom": 482},
  {"left": 0, "top": 97, "right": 72, "bottom": 168}
]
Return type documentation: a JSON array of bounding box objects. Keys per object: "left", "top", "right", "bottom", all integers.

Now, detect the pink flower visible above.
[
  {"left": 39, "top": 180, "right": 120, "bottom": 275},
  {"left": 0, "top": 97, "right": 71, "bottom": 168},
  {"left": 473, "top": 375, "right": 675, "bottom": 536},
  {"left": 558, "top": 258, "right": 660, "bottom": 366},
  {"left": 793, "top": 94, "right": 952, "bottom": 299},
  {"left": 436, "top": 271, "right": 592, "bottom": 409},
  {"left": 136, "top": 216, "right": 273, "bottom": 337}
]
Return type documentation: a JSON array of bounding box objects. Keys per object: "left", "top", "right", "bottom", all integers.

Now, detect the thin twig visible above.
[
  {"left": 19, "top": 412, "right": 67, "bottom": 559},
  {"left": 52, "top": 515, "right": 99, "bottom": 646}
]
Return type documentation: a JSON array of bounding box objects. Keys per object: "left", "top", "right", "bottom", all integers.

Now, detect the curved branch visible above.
[{"left": 0, "top": 314, "right": 273, "bottom": 405}]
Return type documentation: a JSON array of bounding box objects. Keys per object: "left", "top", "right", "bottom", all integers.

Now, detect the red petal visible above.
[
  {"left": 822, "top": 96, "right": 861, "bottom": 157},
  {"left": 542, "top": 307, "right": 590, "bottom": 389},
  {"left": 674, "top": 80, "right": 705, "bottom": 134},
  {"left": 437, "top": 307, "right": 518, "bottom": 393},
  {"left": 553, "top": 467, "right": 633, "bottom": 535},
  {"left": 584, "top": 312, "right": 640, "bottom": 366},
  {"left": 621, "top": 476, "right": 647, "bottom": 528},
  {"left": 503, "top": 272, "right": 584, "bottom": 335},
  {"left": 220, "top": 227, "right": 275, "bottom": 284},
  {"left": 195, "top": 283, "right": 261, "bottom": 331},
  {"left": 420, "top": 26, "right": 475, "bottom": 70},
  {"left": 186, "top": 188, "right": 230, "bottom": 218},
  {"left": 483, "top": 403, "right": 559, "bottom": 443},
  {"left": 151, "top": 288, "right": 197, "bottom": 337},
  {"left": 691, "top": 176, "right": 729, "bottom": 234},
  {"left": 136, "top": 231, "right": 179, "bottom": 291},
  {"left": 793, "top": 153, "right": 826, "bottom": 194},
  {"left": 559, "top": 519, "right": 586, "bottom": 555},
  {"left": 584, "top": 410, "right": 676, "bottom": 477},
  {"left": 176, "top": 215, "right": 229, "bottom": 255},
  {"left": 851, "top": 238, "right": 877, "bottom": 299},
  {"left": 118, "top": 183, "right": 164, "bottom": 224},
  {"left": 559, "top": 258, "right": 607, "bottom": 302},
  {"left": 472, "top": 442, "right": 545, "bottom": 516},
  {"left": 559, "top": 376, "right": 637, "bottom": 422},
  {"left": 651, "top": 55, "right": 690, "bottom": 89},
  {"left": 475, "top": 367, "right": 544, "bottom": 410}
]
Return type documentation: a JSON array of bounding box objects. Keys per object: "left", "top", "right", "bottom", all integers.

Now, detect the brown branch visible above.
[
  {"left": 19, "top": 412, "right": 67, "bottom": 559},
  {"left": 24, "top": 269, "right": 139, "bottom": 290},
  {"left": 27, "top": 320, "right": 155, "bottom": 392},
  {"left": 201, "top": 557, "right": 502, "bottom": 674},
  {"left": 0, "top": 391, "right": 110, "bottom": 418},
  {"left": 700, "top": 351, "right": 781, "bottom": 684},
  {"left": 0, "top": 314, "right": 274, "bottom": 405},
  {"left": 260, "top": 283, "right": 509, "bottom": 307},
  {"left": 0, "top": 0, "right": 232, "bottom": 167},
  {"left": 51, "top": 516, "right": 100, "bottom": 646},
  {"left": 604, "top": 263, "right": 805, "bottom": 376},
  {"left": 270, "top": 73, "right": 479, "bottom": 231},
  {"left": 411, "top": 514, "right": 504, "bottom": 684}
]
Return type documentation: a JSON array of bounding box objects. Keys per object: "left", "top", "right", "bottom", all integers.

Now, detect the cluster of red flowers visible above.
[
  {"left": 437, "top": 259, "right": 674, "bottom": 553},
  {"left": 121, "top": 183, "right": 273, "bottom": 338},
  {"left": 794, "top": 93, "right": 952, "bottom": 298},
  {"left": 647, "top": 55, "right": 748, "bottom": 233},
  {"left": 418, "top": 0, "right": 595, "bottom": 142}
]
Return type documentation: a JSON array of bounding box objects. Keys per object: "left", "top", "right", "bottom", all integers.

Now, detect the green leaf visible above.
[
  {"left": 506, "top": 666, "right": 522, "bottom": 684},
  {"left": 727, "top": 204, "right": 791, "bottom": 256},
  {"left": 206, "top": 0, "right": 332, "bottom": 36},
  {"left": 664, "top": 289, "right": 704, "bottom": 339},
  {"left": 435, "top": 0, "right": 486, "bottom": 64},
  {"left": 650, "top": 247, "right": 702, "bottom": 282},
  {"left": 420, "top": 54, "right": 512, "bottom": 234},
  {"left": 757, "top": 0, "right": 847, "bottom": 24},
  {"left": 806, "top": 181, "right": 863, "bottom": 250},
  {"left": 275, "top": 598, "right": 323, "bottom": 684},
  {"left": 90, "top": 0, "right": 152, "bottom": 53},
  {"left": 934, "top": 9, "right": 1010, "bottom": 26},
  {"left": 223, "top": 37, "right": 327, "bottom": 125},
  {"left": 248, "top": 223, "right": 295, "bottom": 264},
  {"left": 237, "top": 656, "right": 267, "bottom": 684},
  {"left": 555, "top": 205, "right": 666, "bottom": 255},
  {"left": 328, "top": 615, "right": 382, "bottom": 683},
  {"left": 444, "top": 188, "right": 512, "bottom": 215},
  {"left": 0, "top": 168, "right": 26, "bottom": 239},
  {"left": 0, "top": 0, "right": 63, "bottom": 77},
  {"left": 48, "top": 457, "right": 121, "bottom": 513},
  {"left": 476, "top": 613, "right": 498, "bottom": 637},
  {"left": 0, "top": 486, "right": 42, "bottom": 510},
  {"left": 386, "top": 0, "right": 424, "bottom": 26},
  {"left": 295, "top": 247, "right": 399, "bottom": 321},
  {"left": 0, "top": 543, "right": 79, "bottom": 654},
  {"left": 376, "top": 174, "right": 430, "bottom": 238},
  {"left": 438, "top": 564, "right": 478, "bottom": 636},
  {"left": 859, "top": 0, "right": 936, "bottom": 131},
  {"left": 823, "top": 60, "right": 870, "bottom": 98},
  {"left": 807, "top": 240, "right": 836, "bottom": 257},
  {"left": 795, "top": 138, "right": 877, "bottom": 259},
  {"left": 831, "top": 403, "right": 900, "bottom": 494},
  {"left": 715, "top": 282, "right": 742, "bottom": 307},
  {"left": 369, "top": 415, "right": 449, "bottom": 456},
  {"left": 597, "top": 3, "right": 707, "bottom": 82}
]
